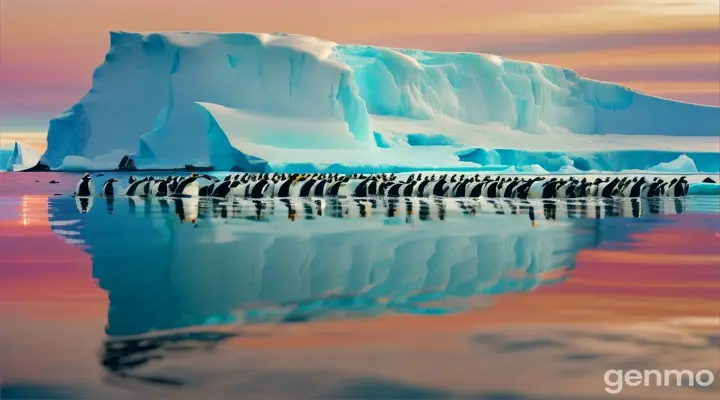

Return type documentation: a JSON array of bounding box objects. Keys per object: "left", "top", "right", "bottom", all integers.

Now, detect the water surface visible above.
[{"left": 1, "top": 172, "right": 719, "bottom": 399}]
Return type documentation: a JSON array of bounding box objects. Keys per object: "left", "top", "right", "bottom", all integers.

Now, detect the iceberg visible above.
[
  {"left": 0, "top": 141, "right": 42, "bottom": 172},
  {"left": 41, "top": 32, "right": 720, "bottom": 173}
]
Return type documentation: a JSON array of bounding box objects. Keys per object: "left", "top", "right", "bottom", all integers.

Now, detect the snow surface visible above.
[
  {"left": 0, "top": 141, "right": 42, "bottom": 172},
  {"left": 41, "top": 32, "right": 720, "bottom": 173}
]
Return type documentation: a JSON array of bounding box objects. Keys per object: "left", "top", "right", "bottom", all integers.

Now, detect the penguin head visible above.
[
  {"left": 82, "top": 173, "right": 91, "bottom": 180},
  {"left": 189, "top": 172, "right": 199, "bottom": 178}
]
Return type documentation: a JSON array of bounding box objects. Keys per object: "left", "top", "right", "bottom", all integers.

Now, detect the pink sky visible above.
[{"left": 0, "top": 0, "right": 718, "bottom": 135}]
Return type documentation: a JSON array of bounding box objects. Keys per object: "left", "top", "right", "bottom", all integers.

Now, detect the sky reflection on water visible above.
[{"left": 0, "top": 187, "right": 718, "bottom": 399}]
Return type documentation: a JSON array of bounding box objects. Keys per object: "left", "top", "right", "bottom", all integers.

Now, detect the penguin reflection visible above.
[
  {"left": 418, "top": 199, "right": 446, "bottom": 221},
  {"left": 211, "top": 199, "right": 229, "bottom": 219},
  {"left": 101, "top": 331, "right": 239, "bottom": 385},
  {"left": 253, "top": 200, "right": 264, "bottom": 220},
  {"left": 326, "top": 198, "right": 344, "bottom": 219},
  {"left": 158, "top": 198, "right": 171, "bottom": 215},
  {"left": 542, "top": 200, "right": 557, "bottom": 222},
  {"left": 75, "top": 196, "right": 93, "bottom": 214},
  {"left": 528, "top": 203, "right": 536, "bottom": 227},
  {"left": 279, "top": 199, "right": 297, "bottom": 221},
  {"left": 303, "top": 201, "right": 315, "bottom": 220},
  {"left": 673, "top": 198, "right": 685, "bottom": 215},
  {"left": 404, "top": 199, "right": 415, "bottom": 224},
  {"left": 386, "top": 198, "right": 398, "bottom": 218},
  {"left": 104, "top": 197, "right": 115, "bottom": 214},
  {"left": 314, "top": 199, "right": 324, "bottom": 217},
  {"left": 618, "top": 198, "right": 642, "bottom": 218},
  {"left": 174, "top": 197, "right": 198, "bottom": 225}
]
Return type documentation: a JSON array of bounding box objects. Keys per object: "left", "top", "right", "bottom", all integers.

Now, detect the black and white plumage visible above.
[
  {"left": 210, "top": 180, "right": 241, "bottom": 198},
  {"left": 101, "top": 179, "right": 119, "bottom": 197},
  {"left": 74, "top": 173, "right": 94, "bottom": 197},
  {"left": 150, "top": 177, "right": 173, "bottom": 197},
  {"left": 666, "top": 176, "right": 689, "bottom": 197},
  {"left": 75, "top": 173, "right": 701, "bottom": 205},
  {"left": 172, "top": 173, "right": 201, "bottom": 197}
]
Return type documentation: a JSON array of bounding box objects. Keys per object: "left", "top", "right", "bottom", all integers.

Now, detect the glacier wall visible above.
[{"left": 41, "top": 32, "right": 720, "bottom": 172}]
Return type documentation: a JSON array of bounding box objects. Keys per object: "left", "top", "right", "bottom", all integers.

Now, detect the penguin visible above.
[
  {"left": 667, "top": 176, "right": 689, "bottom": 197},
  {"left": 501, "top": 179, "right": 522, "bottom": 198},
  {"left": 423, "top": 177, "right": 449, "bottom": 197},
  {"left": 351, "top": 177, "right": 374, "bottom": 197},
  {"left": 150, "top": 177, "right": 173, "bottom": 197},
  {"left": 481, "top": 180, "right": 501, "bottom": 198},
  {"left": 555, "top": 180, "right": 579, "bottom": 199},
  {"left": 211, "top": 179, "right": 241, "bottom": 198},
  {"left": 172, "top": 173, "right": 201, "bottom": 197},
  {"left": 133, "top": 176, "right": 155, "bottom": 197},
  {"left": 312, "top": 178, "right": 330, "bottom": 197},
  {"left": 100, "top": 178, "right": 119, "bottom": 197},
  {"left": 598, "top": 177, "right": 621, "bottom": 198},
  {"left": 526, "top": 178, "right": 550, "bottom": 199},
  {"left": 401, "top": 180, "right": 418, "bottom": 197},
  {"left": 325, "top": 176, "right": 352, "bottom": 197},
  {"left": 621, "top": 177, "right": 646, "bottom": 198},
  {"left": 124, "top": 177, "right": 149, "bottom": 196},
  {"left": 452, "top": 179, "right": 473, "bottom": 198},
  {"left": 273, "top": 175, "right": 300, "bottom": 198},
  {"left": 198, "top": 182, "right": 213, "bottom": 197},
  {"left": 385, "top": 182, "right": 404, "bottom": 197},
  {"left": 74, "top": 173, "right": 93, "bottom": 197},
  {"left": 467, "top": 180, "right": 488, "bottom": 198},
  {"left": 247, "top": 178, "right": 272, "bottom": 199},
  {"left": 295, "top": 176, "right": 320, "bottom": 197}
]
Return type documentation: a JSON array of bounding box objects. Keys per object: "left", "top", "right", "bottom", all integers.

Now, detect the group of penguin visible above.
[{"left": 75, "top": 171, "right": 712, "bottom": 200}]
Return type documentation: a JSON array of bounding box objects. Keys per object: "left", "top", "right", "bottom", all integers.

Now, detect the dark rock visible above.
[
  {"left": 116, "top": 155, "right": 137, "bottom": 171},
  {"left": 19, "top": 161, "right": 51, "bottom": 172}
]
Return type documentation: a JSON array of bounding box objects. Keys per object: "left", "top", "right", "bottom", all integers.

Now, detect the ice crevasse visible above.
[{"left": 42, "top": 32, "right": 720, "bottom": 173}]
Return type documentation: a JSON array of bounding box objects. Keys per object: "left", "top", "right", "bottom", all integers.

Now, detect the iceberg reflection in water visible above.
[{"left": 46, "top": 195, "right": 699, "bottom": 381}]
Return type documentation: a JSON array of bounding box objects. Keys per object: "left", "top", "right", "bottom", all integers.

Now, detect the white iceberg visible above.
[
  {"left": 40, "top": 32, "right": 720, "bottom": 173},
  {"left": 0, "top": 141, "right": 42, "bottom": 172}
]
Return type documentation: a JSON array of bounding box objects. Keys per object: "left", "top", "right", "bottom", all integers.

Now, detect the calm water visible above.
[{"left": 1, "top": 172, "right": 719, "bottom": 399}]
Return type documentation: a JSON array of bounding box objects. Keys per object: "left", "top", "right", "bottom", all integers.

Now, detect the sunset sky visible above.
[{"left": 0, "top": 0, "right": 718, "bottom": 148}]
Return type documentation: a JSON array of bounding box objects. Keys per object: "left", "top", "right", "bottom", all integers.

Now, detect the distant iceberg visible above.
[
  {"left": 0, "top": 141, "right": 42, "bottom": 172},
  {"left": 41, "top": 32, "right": 720, "bottom": 173}
]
